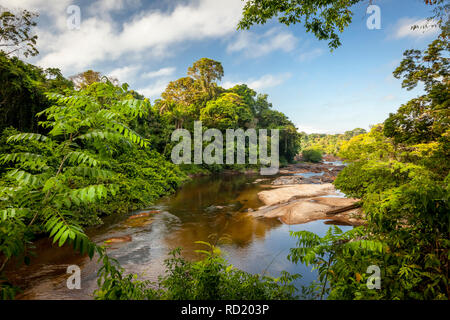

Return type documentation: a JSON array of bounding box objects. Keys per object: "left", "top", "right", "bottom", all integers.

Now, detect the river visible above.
[{"left": 6, "top": 169, "right": 352, "bottom": 300}]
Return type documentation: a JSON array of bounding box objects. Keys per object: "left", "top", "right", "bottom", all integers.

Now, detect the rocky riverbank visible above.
[{"left": 247, "top": 160, "right": 365, "bottom": 226}]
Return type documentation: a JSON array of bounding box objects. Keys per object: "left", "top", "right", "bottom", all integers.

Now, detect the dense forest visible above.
[
  {"left": 0, "top": 0, "right": 448, "bottom": 301},
  {"left": 299, "top": 128, "right": 367, "bottom": 156},
  {"left": 0, "top": 5, "right": 301, "bottom": 299}
]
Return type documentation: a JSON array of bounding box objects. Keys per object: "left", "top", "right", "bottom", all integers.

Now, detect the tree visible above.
[
  {"left": 200, "top": 93, "right": 252, "bottom": 130},
  {"left": 161, "top": 77, "right": 202, "bottom": 107},
  {"left": 228, "top": 84, "right": 257, "bottom": 115},
  {"left": 95, "top": 244, "right": 299, "bottom": 300},
  {"left": 238, "top": 0, "right": 447, "bottom": 50},
  {"left": 0, "top": 81, "right": 152, "bottom": 298},
  {"left": 187, "top": 58, "right": 224, "bottom": 98},
  {"left": 327, "top": 32, "right": 449, "bottom": 299},
  {"left": 0, "top": 52, "right": 73, "bottom": 132},
  {"left": 0, "top": 7, "right": 38, "bottom": 57},
  {"left": 299, "top": 129, "right": 368, "bottom": 156},
  {"left": 69, "top": 70, "right": 119, "bottom": 90},
  {"left": 302, "top": 149, "right": 322, "bottom": 163},
  {"left": 384, "top": 31, "right": 449, "bottom": 145}
]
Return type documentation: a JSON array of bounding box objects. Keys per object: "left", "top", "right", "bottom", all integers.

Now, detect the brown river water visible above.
[{"left": 6, "top": 171, "right": 352, "bottom": 300}]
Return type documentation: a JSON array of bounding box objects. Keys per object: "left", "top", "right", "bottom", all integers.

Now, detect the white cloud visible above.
[
  {"left": 137, "top": 79, "right": 170, "bottom": 99},
  {"left": 392, "top": 18, "right": 439, "bottom": 39},
  {"left": 0, "top": 0, "right": 72, "bottom": 30},
  {"left": 227, "top": 27, "right": 298, "bottom": 58},
  {"left": 138, "top": 67, "right": 177, "bottom": 98},
  {"left": 88, "top": 0, "right": 141, "bottom": 15},
  {"left": 108, "top": 65, "right": 140, "bottom": 83},
  {"left": 142, "top": 67, "right": 176, "bottom": 79},
  {"left": 28, "top": 0, "right": 244, "bottom": 73},
  {"left": 0, "top": 0, "right": 71, "bottom": 11},
  {"left": 298, "top": 48, "right": 323, "bottom": 62},
  {"left": 223, "top": 73, "right": 292, "bottom": 91},
  {"left": 248, "top": 73, "right": 291, "bottom": 90}
]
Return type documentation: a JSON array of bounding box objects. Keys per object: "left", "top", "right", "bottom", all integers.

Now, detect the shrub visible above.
[
  {"left": 95, "top": 242, "right": 300, "bottom": 300},
  {"left": 302, "top": 149, "right": 322, "bottom": 163}
]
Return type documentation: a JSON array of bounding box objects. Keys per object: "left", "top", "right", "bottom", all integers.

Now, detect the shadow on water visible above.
[{"left": 6, "top": 173, "right": 352, "bottom": 300}]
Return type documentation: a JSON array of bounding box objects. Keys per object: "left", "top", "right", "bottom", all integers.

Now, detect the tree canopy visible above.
[{"left": 238, "top": 0, "right": 447, "bottom": 49}]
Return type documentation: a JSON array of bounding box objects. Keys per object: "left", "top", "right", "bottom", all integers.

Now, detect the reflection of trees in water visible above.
[
  {"left": 8, "top": 175, "right": 284, "bottom": 298},
  {"left": 5, "top": 237, "right": 93, "bottom": 299},
  {"left": 161, "top": 174, "right": 263, "bottom": 216},
  {"left": 163, "top": 211, "right": 282, "bottom": 260},
  {"left": 160, "top": 174, "right": 281, "bottom": 259},
  {"left": 324, "top": 220, "right": 352, "bottom": 226}
]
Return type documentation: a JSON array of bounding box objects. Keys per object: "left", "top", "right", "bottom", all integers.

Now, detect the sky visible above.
[{"left": 0, "top": 0, "right": 442, "bottom": 133}]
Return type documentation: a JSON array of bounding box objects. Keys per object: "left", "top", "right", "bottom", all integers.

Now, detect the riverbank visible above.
[
  {"left": 245, "top": 161, "right": 365, "bottom": 226},
  {"left": 5, "top": 160, "right": 360, "bottom": 299}
]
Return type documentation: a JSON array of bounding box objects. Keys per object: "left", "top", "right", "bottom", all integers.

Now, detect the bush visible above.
[
  {"left": 95, "top": 242, "right": 300, "bottom": 300},
  {"left": 302, "top": 149, "right": 322, "bottom": 163}
]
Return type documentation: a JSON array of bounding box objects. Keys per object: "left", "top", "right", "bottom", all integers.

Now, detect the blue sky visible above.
[{"left": 1, "top": 0, "right": 441, "bottom": 133}]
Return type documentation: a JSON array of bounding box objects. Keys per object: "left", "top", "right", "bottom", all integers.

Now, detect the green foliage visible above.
[
  {"left": 238, "top": 0, "right": 446, "bottom": 50},
  {"left": 187, "top": 58, "right": 224, "bottom": 99},
  {"left": 238, "top": 0, "right": 361, "bottom": 50},
  {"left": 328, "top": 30, "right": 449, "bottom": 299},
  {"left": 200, "top": 93, "right": 252, "bottom": 130},
  {"left": 384, "top": 34, "right": 449, "bottom": 145},
  {"left": 95, "top": 243, "right": 300, "bottom": 300},
  {"left": 0, "top": 81, "right": 184, "bottom": 298},
  {"left": 301, "top": 149, "right": 323, "bottom": 163},
  {"left": 300, "top": 128, "right": 367, "bottom": 156},
  {"left": 338, "top": 126, "right": 394, "bottom": 162},
  {"left": 333, "top": 165, "right": 449, "bottom": 299},
  {"left": 145, "top": 57, "right": 301, "bottom": 166},
  {"left": 0, "top": 52, "right": 73, "bottom": 133},
  {"left": 288, "top": 226, "right": 385, "bottom": 300}
]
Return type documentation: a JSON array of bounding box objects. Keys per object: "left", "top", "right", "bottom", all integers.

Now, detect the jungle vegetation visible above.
[
  {"left": 299, "top": 128, "right": 367, "bottom": 156},
  {"left": 0, "top": 1, "right": 448, "bottom": 301},
  {"left": 0, "top": 6, "right": 301, "bottom": 299},
  {"left": 95, "top": 24, "right": 449, "bottom": 302}
]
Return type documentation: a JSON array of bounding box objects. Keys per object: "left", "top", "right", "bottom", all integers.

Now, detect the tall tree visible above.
[
  {"left": 384, "top": 30, "right": 449, "bottom": 145},
  {"left": 69, "top": 70, "right": 119, "bottom": 90},
  {"left": 187, "top": 58, "right": 224, "bottom": 98},
  {"left": 161, "top": 77, "right": 202, "bottom": 107},
  {"left": 0, "top": 7, "right": 38, "bottom": 57},
  {"left": 0, "top": 53, "right": 73, "bottom": 132}
]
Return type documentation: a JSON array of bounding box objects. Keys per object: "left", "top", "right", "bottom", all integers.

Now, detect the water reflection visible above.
[{"left": 7, "top": 173, "right": 352, "bottom": 300}]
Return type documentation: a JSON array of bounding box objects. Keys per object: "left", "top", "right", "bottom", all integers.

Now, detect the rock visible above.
[
  {"left": 272, "top": 176, "right": 303, "bottom": 185},
  {"left": 319, "top": 172, "right": 336, "bottom": 183},
  {"left": 310, "top": 197, "right": 359, "bottom": 208},
  {"left": 123, "top": 217, "right": 154, "bottom": 228},
  {"left": 128, "top": 210, "right": 160, "bottom": 219},
  {"left": 277, "top": 161, "right": 346, "bottom": 175},
  {"left": 104, "top": 236, "right": 132, "bottom": 244},
  {"left": 302, "top": 177, "right": 323, "bottom": 184},
  {"left": 249, "top": 196, "right": 364, "bottom": 226},
  {"left": 257, "top": 184, "right": 335, "bottom": 206},
  {"left": 322, "top": 154, "right": 342, "bottom": 162},
  {"left": 254, "top": 200, "right": 330, "bottom": 220}
]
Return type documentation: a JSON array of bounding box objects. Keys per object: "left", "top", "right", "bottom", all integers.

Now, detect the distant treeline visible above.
[{"left": 299, "top": 128, "right": 367, "bottom": 156}]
